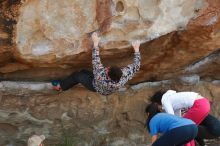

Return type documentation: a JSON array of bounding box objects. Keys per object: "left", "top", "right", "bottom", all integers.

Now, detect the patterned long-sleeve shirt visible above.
[{"left": 92, "top": 46, "right": 141, "bottom": 95}]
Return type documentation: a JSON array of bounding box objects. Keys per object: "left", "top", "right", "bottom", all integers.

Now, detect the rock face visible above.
[
  {"left": 15, "top": 0, "right": 203, "bottom": 61},
  {"left": 1, "top": 0, "right": 220, "bottom": 146},
  {"left": 0, "top": 0, "right": 220, "bottom": 82},
  {"left": 0, "top": 80, "right": 219, "bottom": 146}
]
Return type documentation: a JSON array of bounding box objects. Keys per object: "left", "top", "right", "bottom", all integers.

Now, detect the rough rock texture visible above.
[
  {"left": 0, "top": 0, "right": 219, "bottom": 82},
  {"left": 15, "top": 0, "right": 204, "bottom": 60},
  {"left": 0, "top": 80, "right": 219, "bottom": 146},
  {"left": 1, "top": 0, "right": 220, "bottom": 146}
]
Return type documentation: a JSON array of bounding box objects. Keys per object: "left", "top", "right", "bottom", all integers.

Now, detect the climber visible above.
[
  {"left": 51, "top": 32, "right": 141, "bottom": 95},
  {"left": 145, "top": 103, "right": 198, "bottom": 146},
  {"left": 149, "top": 90, "right": 210, "bottom": 146}
]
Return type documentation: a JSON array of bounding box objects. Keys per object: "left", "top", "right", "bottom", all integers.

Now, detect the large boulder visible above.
[{"left": 0, "top": 0, "right": 220, "bottom": 82}]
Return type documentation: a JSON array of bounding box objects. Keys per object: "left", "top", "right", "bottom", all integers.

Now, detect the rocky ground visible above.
[
  {"left": 0, "top": 79, "right": 219, "bottom": 146},
  {"left": 204, "top": 139, "right": 220, "bottom": 146}
]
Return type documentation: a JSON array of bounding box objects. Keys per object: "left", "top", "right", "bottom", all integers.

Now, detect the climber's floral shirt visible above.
[{"left": 92, "top": 46, "right": 141, "bottom": 95}]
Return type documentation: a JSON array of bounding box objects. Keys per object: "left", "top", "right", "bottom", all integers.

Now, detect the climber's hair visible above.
[
  {"left": 145, "top": 103, "right": 161, "bottom": 132},
  {"left": 108, "top": 66, "right": 123, "bottom": 82},
  {"left": 149, "top": 91, "right": 165, "bottom": 105}
]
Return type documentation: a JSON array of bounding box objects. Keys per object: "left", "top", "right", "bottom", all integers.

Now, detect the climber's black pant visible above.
[
  {"left": 196, "top": 114, "right": 220, "bottom": 146},
  {"left": 152, "top": 124, "right": 198, "bottom": 146},
  {"left": 200, "top": 114, "right": 220, "bottom": 137},
  {"left": 60, "top": 69, "right": 96, "bottom": 92}
]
